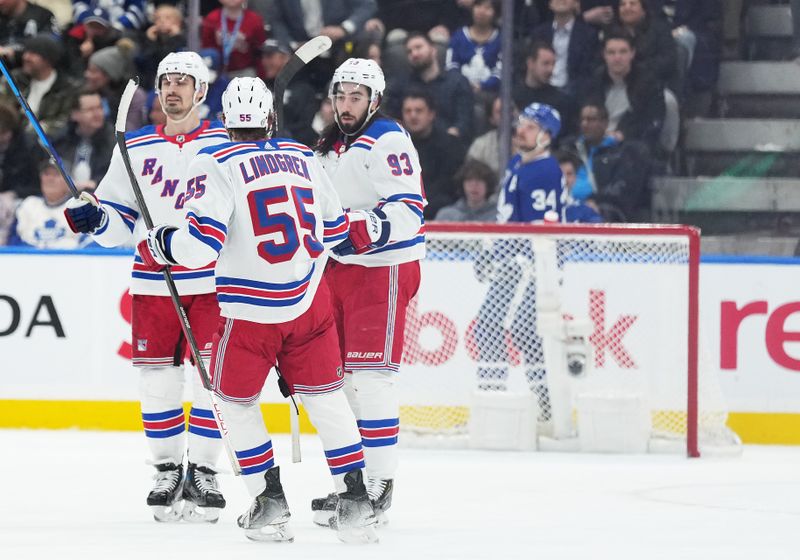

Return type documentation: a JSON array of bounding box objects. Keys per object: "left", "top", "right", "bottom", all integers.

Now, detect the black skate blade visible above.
[
  {"left": 336, "top": 524, "right": 379, "bottom": 545},
  {"left": 243, "top": 522, "right": 295, "bottom": 543},
  {"left": 182, "top": 501, "right": 222, "bottom": 524}
]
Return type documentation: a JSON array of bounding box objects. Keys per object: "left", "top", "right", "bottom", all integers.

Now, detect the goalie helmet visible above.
[
  {"left": 221, "top": 77, "right": 274, "bottom": 129},
  {"left": 519, "top": 102, "right": 562, "bottom": 140},
  {"left": 155, "top": 51, "right": 210, "bottom": 101},
  {"left": 328, "top": 58, "right": 386, "bottom": 103}
]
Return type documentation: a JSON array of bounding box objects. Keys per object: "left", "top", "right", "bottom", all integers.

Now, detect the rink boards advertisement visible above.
[{"left": 2, "top": 247, "right": 800, "bottom": 443}]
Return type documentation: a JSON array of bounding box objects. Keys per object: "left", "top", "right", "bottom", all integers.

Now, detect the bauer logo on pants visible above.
[{"left": 137, "top": 339, "right": 148, "bottom": 351}]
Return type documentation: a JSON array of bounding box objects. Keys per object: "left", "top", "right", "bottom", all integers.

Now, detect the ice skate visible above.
[
  {"left": 147, "top": 461, "right": 184, "bottom": 522},
  {"left": 367, "top": 476, "right": 393, "bottom": 526},
  {"left": 311, "top": 492, "right": 338, "bottom": 527},
  {"left": 237, "top": 466, "right": 294, "bottom": 542},
  {"left": 182, "top": 462, "right": 226, "bottom": 523},
  {"left": 331, "top": 469, "right": 378, "bottom": 544}
]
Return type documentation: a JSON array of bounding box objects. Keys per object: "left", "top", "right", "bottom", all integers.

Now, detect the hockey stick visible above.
[
  {"left": 273, "top": 36, "right": 332, "bottom": 133},
  {"left": 0, "top": 59, "right": 80, "bottom": 198},
  {"left": 115, "top": 80, "right": 241, "bottom": 476}
]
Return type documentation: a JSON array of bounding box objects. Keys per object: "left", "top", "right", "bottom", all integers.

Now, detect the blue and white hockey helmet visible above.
[
  {"left": 520, "top": 103, "right": 562, "bottom": 140},
  {"left": 222, "top": 77, "right": 274, "bottom": 129}
]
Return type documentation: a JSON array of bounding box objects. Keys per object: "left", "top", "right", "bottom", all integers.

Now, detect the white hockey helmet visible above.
[
  {"left": 328, "top": 58, "right": 386, "bottom": 102},
  {"left": 222, "top": 77, "right": 274, "bottom": 129},
  {"left": 155, "top": 51, "right": 210, "bottom": 101}
]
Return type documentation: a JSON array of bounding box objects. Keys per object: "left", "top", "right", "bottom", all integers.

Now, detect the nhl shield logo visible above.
[
  {"left": 176, "top": 134, "right": 185, "bottom": 143},
  {"left": 336, "top": 366, "right": 343, "bottom": 378},
  {"left": 137, "top": 339, "right": 148, "bottom": 351}
]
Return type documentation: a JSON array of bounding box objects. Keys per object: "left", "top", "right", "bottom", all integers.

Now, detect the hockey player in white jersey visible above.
[
  {"left": 63, "top": 51, "right": 230, "bottom": 523},
  {"left": 312, "top": 58, "right": 426, "bottom": 526},
  {"left": 138, "top": 77, "right": 378, "bottom": 544}
]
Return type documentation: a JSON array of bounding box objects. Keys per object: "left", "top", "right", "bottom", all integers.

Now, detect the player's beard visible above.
[{"left": 337, "top": 110, "right": 368, "bottom": 135}]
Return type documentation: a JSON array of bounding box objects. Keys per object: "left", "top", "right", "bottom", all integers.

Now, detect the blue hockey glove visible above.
[
  {"left": 64, "top": 192, "right": 107, "bottom": 233},
  {"left": 332, "top": 208, "right": 391, "bottom": 257}
]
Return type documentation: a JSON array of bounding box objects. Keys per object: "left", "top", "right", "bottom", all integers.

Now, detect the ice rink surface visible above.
[{"left": 0, "top": 430, "right": 797, "bottom": 560}]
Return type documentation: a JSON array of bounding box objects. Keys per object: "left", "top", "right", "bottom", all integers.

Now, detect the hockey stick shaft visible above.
[
  {"left": 115, "top": 80, "right": 241, "bottom": 476},
  {"left": 273, "top": 36, "right": 332, "bottom": 133},
  {"left": 0, "top": 59, "right": 80, "bottom": 198}
]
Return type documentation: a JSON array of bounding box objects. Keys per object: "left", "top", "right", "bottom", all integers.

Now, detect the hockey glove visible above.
[
  {"left": 137, "top": 225, "right": 178, "bottom": 272},
  {"left": 64, "top": 192, "right": 107, "bottom": 234},
  {"left": 331, "top": 208, "right": 391, "bottom": 257}
]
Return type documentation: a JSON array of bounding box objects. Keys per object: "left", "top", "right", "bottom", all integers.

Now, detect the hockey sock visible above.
[
  {"left": 342, "top": 372, "right": 361, "bottom": 418},
  {"left": 217, "top": 399, "right": 275, "bottom": 496},
  {"left": 186, "top": 363, "right": 223, "bottom": 467},
  {"left": 300, "top": 391, "right": 365, "bottom": 493},
  {"left": 352, "top": 370, "right": 399, "bottom": 480},
  {"left": 139, "top": 366, "right": 186, "bottom": 464}
]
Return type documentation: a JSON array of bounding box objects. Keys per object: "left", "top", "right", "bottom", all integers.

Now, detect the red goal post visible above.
[{"left": 399, "top": 222, "right": 738, "bottom": 457}]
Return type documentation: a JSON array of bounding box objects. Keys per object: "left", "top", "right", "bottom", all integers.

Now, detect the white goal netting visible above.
[{"left": 399, "top": 223, "right": 741, "bottom": 456}]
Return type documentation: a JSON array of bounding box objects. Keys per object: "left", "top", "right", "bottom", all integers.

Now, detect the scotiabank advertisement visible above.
[{"left": 2, "top": 248, "right": 800, "bottom": 442}]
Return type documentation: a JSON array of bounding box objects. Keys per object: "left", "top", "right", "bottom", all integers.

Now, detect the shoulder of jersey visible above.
[
  {"left": 270, "top": 137, "right": 315, "bottom": 157},
  {"left": 199, "top": 120, "right": 229, "bottom": 141},
  {"left": 350, "top": 118, "right": 410, "bottom": 151},
  {"left": 123, "top": 124, "right": 160, "bottom": 148}
]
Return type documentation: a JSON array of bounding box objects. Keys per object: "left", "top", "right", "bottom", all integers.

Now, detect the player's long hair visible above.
[{"left": 315, "top": 109, "right": 391, "bottom": 155}]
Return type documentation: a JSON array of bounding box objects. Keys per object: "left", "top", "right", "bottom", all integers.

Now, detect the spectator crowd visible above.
[{"left": 0, "top": 0, "right": 728, "bottom": 249}]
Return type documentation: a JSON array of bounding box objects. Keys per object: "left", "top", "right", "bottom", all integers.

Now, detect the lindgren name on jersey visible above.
[{"left": 240, "top": 153, "right": 311, "bottom": 184}]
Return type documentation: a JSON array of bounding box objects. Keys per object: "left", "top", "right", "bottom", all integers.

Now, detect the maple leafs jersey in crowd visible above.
[
  {"left": 317, "top": 118, "right": 426, "bottom": 267},
  {"left": 166, "top": 139, "right": 349, "bottom": 324},
  {"left": 91, "top": 120, "right": 229, "bottom": 296},
  {"left": 497, "top": 152, "right": 563, "bottom": 224}
]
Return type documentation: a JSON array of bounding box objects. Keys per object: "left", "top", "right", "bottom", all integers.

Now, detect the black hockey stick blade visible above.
[{"left": 274, "top": 36, "right": 333, "bottom": 132}]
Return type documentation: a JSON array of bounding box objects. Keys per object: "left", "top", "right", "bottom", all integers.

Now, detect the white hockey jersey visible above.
[
  {"left": 167, "top": 138, "right": 349, "bottom": 324},
  {"left": 317, "top": 118, "right": 426, "bottom": 267},
  {"left": 92, "top": 120, "right": 229, "bottom": 296}
]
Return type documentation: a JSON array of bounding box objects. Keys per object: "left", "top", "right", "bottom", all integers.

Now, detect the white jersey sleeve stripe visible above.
[
  {"left": 322, "top": 215, "right": 349, "bottom": 244},
  {"left": 100, "top": 199, "right": 139, "bottom": 232},
  {"left": 187, "top": 211, "right": 227, "bottom": 253}
]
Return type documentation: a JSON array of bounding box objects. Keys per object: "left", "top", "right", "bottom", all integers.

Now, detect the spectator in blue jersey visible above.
[
  {"left": 72, "top": 0, "right": 147, "bottom": 32},
  {"left": 435, "top": 159, "right": 498, "bottom": 222},
  {"left": 555, "top": 150, "right": 602, "bottom": 223},
  {"left": 446, "top": 0, "right": 502, "bottom": 93},
  {"left": 497, "top": 102, "right": 563, "bottom": 224},
  {"left": 8, "top": 159, "right": 93, "bottom": 249},
  {"left": 530, "top": 0, "right": 599, "bottom": 98}
]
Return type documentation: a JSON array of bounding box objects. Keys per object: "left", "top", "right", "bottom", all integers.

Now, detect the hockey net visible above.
[{"left": 399, "top": 223, "right": 741, "bottom": 457}]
